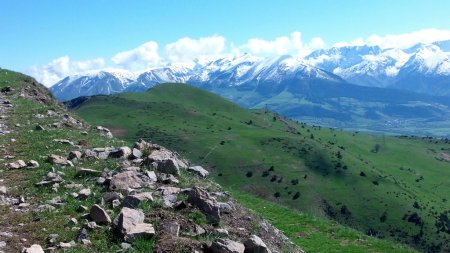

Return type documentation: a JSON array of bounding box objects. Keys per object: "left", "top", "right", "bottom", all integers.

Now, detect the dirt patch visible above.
[
  {"left": 108, "top": 127, "right": 128, "bottom": 138},
  {"left": 439, "top": 153, "right": 450, "bottom": 162}
]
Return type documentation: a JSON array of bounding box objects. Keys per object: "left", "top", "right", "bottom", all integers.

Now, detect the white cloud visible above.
[
  {"left": 111, "top": 41, "right": 161, "bottom": 70},
  {"left": 165, "top": 35, "right": 226, "bottom": 65},
  {"left": 240, "top": 32, "right": 326, "bottom": 57},
  {"left": 333, "top": 28, "right": 450, "bottom": 49},
  {"left": 29, "top": 56, "right": 105, "bottom": 86}
]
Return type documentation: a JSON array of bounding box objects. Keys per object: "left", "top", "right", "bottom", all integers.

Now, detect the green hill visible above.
[{"left": 71, "top": 83, "right": 450, "bottom": 252}]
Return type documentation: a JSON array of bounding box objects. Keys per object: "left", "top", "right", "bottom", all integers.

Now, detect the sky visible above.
[{"left": 1, "top": 0, "right": 450, "bottom": 86}]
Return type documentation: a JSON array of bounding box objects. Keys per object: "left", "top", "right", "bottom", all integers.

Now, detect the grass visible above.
[{"left": 70, "top": 83, "right": 450, "bottom": 251}]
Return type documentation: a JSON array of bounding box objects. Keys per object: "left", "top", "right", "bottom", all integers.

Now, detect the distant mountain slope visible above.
[{"left": 71, "top": 83, "right": 450, "bottom": 252}]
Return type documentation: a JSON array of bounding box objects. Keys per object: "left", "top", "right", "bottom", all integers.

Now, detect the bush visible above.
[
  {"left": 246, "top": 171, "right": 253, "bottom": 177},
  {"left": 274, "top": 192, "right": 281, "bottom": 198}
]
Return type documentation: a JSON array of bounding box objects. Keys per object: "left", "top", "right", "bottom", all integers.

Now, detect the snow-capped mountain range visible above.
[{"left": 50, "top": 40, "right": 450, "bottom": 101}]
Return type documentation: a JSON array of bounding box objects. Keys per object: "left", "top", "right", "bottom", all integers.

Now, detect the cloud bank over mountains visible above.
[{"left": 29, "top": 28, "right": 450, "bottom": 87}]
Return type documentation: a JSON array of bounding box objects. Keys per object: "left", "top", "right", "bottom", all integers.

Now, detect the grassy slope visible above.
[{"left": 72, "top": 83, "right": 450, "bottom": 252}]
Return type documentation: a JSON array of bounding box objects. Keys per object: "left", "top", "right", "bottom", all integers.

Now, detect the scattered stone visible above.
[
  {"left": 47, "top": 154, "right": 73, "bottom": 166},
  {"left": 112, "top": 199, "right": 121, "bottom": 208},
  {"left": 53, "top": 139, "right": 75, "bottom": 146},
  {"left": 89, "top": 204, "right": 111, "bottom": 224},
  {"left": 210, "top": 239, "right": 245, "bottom": 253},
  {"left": 158, "top": 173, "right": 180, "bottom": 184},
  {"left": 123, "top": 192, "right": 153, "bottom": 209},
  {"left": 57, "top": 240, "right": 76, "bottom": 249},
  {"left": 33, "top": 204, "right": 56, "bottom": 213},
  {"left": 188, "top": 187, "right": 220, "bottom": 223},
  {"left": 188, "top": 166, "right": 210, "bottom": 178},
  {"left": 78, "top": 188, "right": 91, "bottom": 199},
  {"left": 158, "top": 186, "right": 181, "bottom": 196},
  {"left": 133, "top": 139, "right": 151, "bottom": 150},
  {"left": 195, "top": 224, "right": 206, "bottom": 236},
  {"left": 218, "top": 202, "right": 234, "bottom": 214},
  {"left": 121, "top": 242, "right": 133, "bottom": 251},
  {"left": 6, "top": 159, "right": 27, "bottom": 169},
  {"left": 145, "top": 170, "right": 158, "bottom": 183},
  {"left": 27, "top": 160, "right": 39, "bottom": 168},
  {"left": 116, "top": 207, "right": 155, "bottom": 242},
  {"left": 47, "top": 234, "right": 59, "bottom": 245},
  {"left": 163, "top": 194, "right": 178, "bottom": 208},
  {"left": 21, "top": 244, "right": 45, "bottom": 253},
  {"left": 161, "top": 222, "right": 180, "bottom": 237},
  {"left": 1, "top": 86, "right": 12, "bottom": 93},
  {"left": 96, "top": 126, "right": 113, "bottom": 138},
  {"left": 130, "top": 148, "right": 142, "bottom": 159},
  {"left": 101, "top": 192, "right": 123, "bottom": 203},
  {"left": 215, "top": 228, "right": 229, "bottom": 237},
  {"left": 244, "top": 235, "right": 271, "bottom": 253},
  {"left": 0, "top": 186, "right": 6, "bottom": 194},
  {"left": 68, "top": 151, "right": 82, "bottom": 160},
  {"left": 35, "top": 125, "right": 45, "bottom": 131},
  {"left": 147, "top": 149, "right": 188, "bottom": 175},
  {"left": 76, "top": 228, "right": 88, "bottom": 242},
  {"left": 49, "top": 196, "right": 63, "bottom": 205},
  {"left": 76, "top": 168, "right": 100, "bottom": 176},
  {"left": 109, "top": 146, "right": 131, "bottom": 159},
  {"left": 0, "top": 241, "right": 5, "bottom": 248},
  {"left": 85, "top": 221, "right": 99, "bottom": 230},
  {"left": 109, "top": 170, "right": 154, "bottom": 191},
  {"left": 68, "top": 218, "right": 78, "bottom": 225}
]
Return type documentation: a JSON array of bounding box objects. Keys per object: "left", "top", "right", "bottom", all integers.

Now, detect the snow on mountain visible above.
[{"left": 50, "top": 40, "right": 450, "bottom": 100}]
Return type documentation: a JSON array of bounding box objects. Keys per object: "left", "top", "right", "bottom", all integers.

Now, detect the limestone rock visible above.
[
  {"left": 109, "top": 170, "right": 154, "bottom": 191},
  {"left": 123, "top": 192, "right": 153, "bottom": 209},
  {"left": 27, "top": 160, "right": 40, "bottom": 168},
  {"left": 109, "top": 147, "right": 132, "bottom": 159},
  {"left": 21, "top": 244, "right": 45, "bottom": 253},
  {"left": 210, "top": 239, "right": 245, "bottom": 253},
  {"left": 47, "top": 154, "right": 73, "bottom": 166},
  {"left": 68, "top": 151, "right": 82, "bottom": 160},
  {"left": 147, "top": 149, "right": 188, "bottom": 175},
  {"left": 89, "top": 204, "right": 111, "bottom": 224},
  {"left": 244, "top": 235, "right": 271, "bottom": 253},
  {"left": 6, "top": 160, "right": 26, "bottom": 169},
  {"left": 116, "top": 207, "right": 155, "bottom": 242},
  {"left": 188, "top": 166, "right": 210, "bottom": 178}
]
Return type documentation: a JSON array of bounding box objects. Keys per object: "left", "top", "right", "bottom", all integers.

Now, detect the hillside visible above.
[
  {"left": 50, "top": 54, "right": 450, "bottom": 137},
  {"left": 0, "top": 69, "right": 308, "bottom": 253},
  {"left": 71, "top": 83, "right": 450, "bottom": 252}
]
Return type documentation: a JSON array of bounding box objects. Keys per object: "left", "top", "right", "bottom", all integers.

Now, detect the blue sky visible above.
[{"left": 1, "top": 0, "right": 450, "bottom": 85}]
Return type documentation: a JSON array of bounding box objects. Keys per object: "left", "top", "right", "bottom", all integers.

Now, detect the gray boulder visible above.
[
  {"left": 123, "top": 192, "right": 153, "bottom": 208},
  {"left": 244, "top": 235, "right": 271, "bottom": 253},
  {"left": 188, "top": 166, "right": 209, "bottom": 178},
  {"left": 147, "top": 149, "right": 188, "bottom": 175},
  {"left": 109, "top": 170, "right": 154, "bottom": 191},
  {"left": 21, "top": 244, "right": 45, "bottom": 253},
  {"left": 89, "top": 204, "right": 111, "bottom": 224},
  {"left": 210, "top": 239, "right": 245, "bottom": 253},
  {"left": 109, "top": 147, "right": 132, "bottom": 159},
  {"left": 116, "top": 207, "right": 155, "bottom": 242},
  {"left": 6, "top": 160, "right": 26, "bottom": 169}
]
